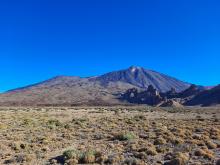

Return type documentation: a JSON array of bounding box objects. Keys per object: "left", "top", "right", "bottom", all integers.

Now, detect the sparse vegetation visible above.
[
  {"left": 114, "top": 132, "right": 136, "bottom": 141},
  {"left": 0, "top": 106, "right": 219, "bottom": 164}
]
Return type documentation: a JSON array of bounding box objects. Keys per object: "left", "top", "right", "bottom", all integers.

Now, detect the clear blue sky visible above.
[{"left": 0, "top": 0, "right": 220, "bottom": 92}]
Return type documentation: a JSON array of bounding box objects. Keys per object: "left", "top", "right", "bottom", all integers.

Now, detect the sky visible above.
[{"left": 0, "top": 0, "right": 220, "bottom": 92}]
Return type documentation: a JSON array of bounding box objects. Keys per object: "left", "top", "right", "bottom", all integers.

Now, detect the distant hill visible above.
[
  {"left": 0, "top": 66, "right": 191, "bottom": 106},
  {"left": 120, "top": 84, "right": 212, "bottom": 107},
  {"left": 185, "top": 85, "right": 220, "bottom": 106}
]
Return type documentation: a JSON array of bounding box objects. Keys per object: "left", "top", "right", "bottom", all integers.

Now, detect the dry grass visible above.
[{"left": 0, "top": 106, "right": 219, "bottom": 164}]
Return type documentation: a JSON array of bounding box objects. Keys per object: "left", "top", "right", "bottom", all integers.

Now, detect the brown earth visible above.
[{"left": 0, "top": 106, "right": 219, "bottom": 165}]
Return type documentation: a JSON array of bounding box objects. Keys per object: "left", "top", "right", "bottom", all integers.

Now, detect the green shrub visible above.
[
  {"left": 115, "top": 132, "right": 136, "bottom": 141},
  {"left": 63, "top": 149, "right": 83, "bottom": 160}
]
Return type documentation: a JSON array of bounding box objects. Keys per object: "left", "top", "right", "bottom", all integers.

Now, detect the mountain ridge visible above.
[
  {"left": 185, "top": 84, "right": 220, "bottom": 106},
  {"left": 0, "top": 66, "right": 191, "bottom": 106}
]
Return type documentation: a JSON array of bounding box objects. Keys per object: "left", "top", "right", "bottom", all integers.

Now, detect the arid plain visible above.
[{"left": 0, "top": 106, "right": 219, "bottom": 165}]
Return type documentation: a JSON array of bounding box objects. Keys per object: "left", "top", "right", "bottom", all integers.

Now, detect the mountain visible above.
[
  {"left": 185, "top": 85, "right": 220, "bottom": 106},
  {"left": 120, "top": 85, "right": 164, "bottom": 105},
  {"left": 163, "top": 84, "right": 204, "bottom": 100},
  {"left": 178, "top": 84, "right": 203, "bottom": 98},
  {"left": 0, "top": 66, "right": 191, "bottom": 106},
  {"left": 120, "top": 84, "right": 209, "bottom": 107},
  {"left": 92, "top": 66, "right": 190, "bottom": 92}
]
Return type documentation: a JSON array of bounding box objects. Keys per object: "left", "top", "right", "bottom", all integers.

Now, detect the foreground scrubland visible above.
[{"left": 0, "top": 106, "right": 219, "bottom": 165}]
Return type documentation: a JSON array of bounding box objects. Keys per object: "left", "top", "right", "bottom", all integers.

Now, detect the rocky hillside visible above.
[
  {"left": 185, "top": 85, "right": 220, "bottom": 106},
  {"left": 0, "top": 66, "right": 191, "bottom": 106},
  {"left": 120, "top": 84, "right": 213, "bottom": 107}
]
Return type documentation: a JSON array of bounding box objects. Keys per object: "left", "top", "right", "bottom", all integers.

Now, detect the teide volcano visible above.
[
  {"left": 93, "top": 66, "right": 190, "bottom": 92},
  {"left": 0, "top": 66, "right": 190, "bottom": 106}
]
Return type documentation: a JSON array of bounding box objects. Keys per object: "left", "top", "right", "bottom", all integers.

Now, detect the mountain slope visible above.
[
  {"left": 185, "top": 85, "right": 220, "bottom": 106},
  {"left": 0, "top": 77, "right": 134, "bottom": 106},
  {"left": 93, "top": 66, "right": 190, "bottom": 92},
  {"left": 0, "top": 66, "right": 191, "bottom": 106}
]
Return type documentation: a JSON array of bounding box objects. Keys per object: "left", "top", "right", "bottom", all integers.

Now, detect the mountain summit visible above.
[
  {"left": 0, "top": 66, "right": 190, "bottom": 106},
  {"left": 94, "top": 66, "right": 190, "bottom": 92}
]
